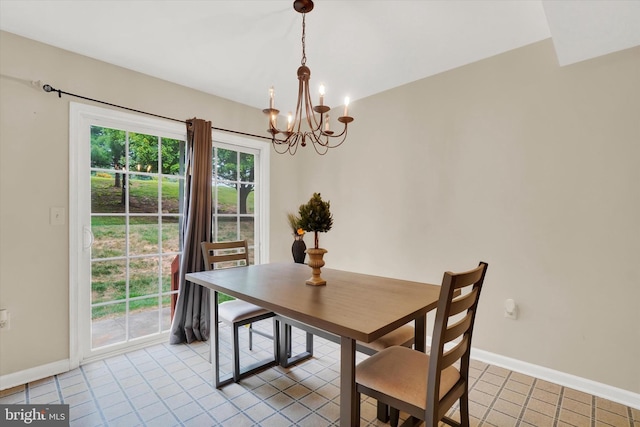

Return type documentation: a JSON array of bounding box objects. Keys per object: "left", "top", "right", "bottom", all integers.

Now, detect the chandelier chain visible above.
[{"left": 301, "top": 13, "right": 307, "bottom": 66}]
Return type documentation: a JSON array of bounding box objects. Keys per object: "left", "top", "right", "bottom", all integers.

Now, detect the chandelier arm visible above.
[
  {"left": 292, "top": 70, "right": 306, "bottom": 136},
  {"left": 292, "top": 132, "right": 304, "bottom": 154},
  {"left": 311, "top": 135, "right": 330, "bottom": 155},
  {"left": 271, "top": 137, "right": 291, "bottom": 154},
  {"left": 305, "top": 131, "right": 324, "bottom": 148},
  {"left": 326, "top": 124, "right": 348, "bottom": 140},
  {"left": 285, "top": 136, "right": 298, "bottom": 155},
  {"left": 319, "top": 126, "right": 348, "bottom": 149},
  {"left": 304, "top": 80, "right": 323, "bottom": 132}
]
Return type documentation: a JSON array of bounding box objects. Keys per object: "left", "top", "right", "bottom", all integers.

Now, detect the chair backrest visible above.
[
  {"left": 426, "top": 261, "right": 488, "bottom": 423},
  {"left": 201, "top": 240, "right": 250, "bottom": 271}
]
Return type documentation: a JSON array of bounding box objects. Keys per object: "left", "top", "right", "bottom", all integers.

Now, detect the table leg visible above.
[
  {"left": 340, "top": 336, "right": 358, "bottom": 426},
  {"left": 274, "top": 316, "right": 314, "bottom": 368}
]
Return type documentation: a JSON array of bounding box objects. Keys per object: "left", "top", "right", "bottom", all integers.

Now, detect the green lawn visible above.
[{"left": 90, "top": 175, "right": 247, "bottom": 319}]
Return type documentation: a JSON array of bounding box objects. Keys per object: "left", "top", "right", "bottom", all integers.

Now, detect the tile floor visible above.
[{"left": 1, "top": 323, "right": 638, "bottom": 426}]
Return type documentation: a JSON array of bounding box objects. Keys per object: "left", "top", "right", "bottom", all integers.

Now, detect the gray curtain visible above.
[{"left": 169, "top": 118, "right": 213, "bottom": 344}]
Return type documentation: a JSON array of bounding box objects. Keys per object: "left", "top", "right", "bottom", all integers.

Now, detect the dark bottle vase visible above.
[{"left": 292, "top": 237, "right": 307, "bottom": 264}]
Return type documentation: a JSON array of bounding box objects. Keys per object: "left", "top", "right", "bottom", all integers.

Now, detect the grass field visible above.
[{"left": 90, "top": 175, "right": 253, "bottom": 319}]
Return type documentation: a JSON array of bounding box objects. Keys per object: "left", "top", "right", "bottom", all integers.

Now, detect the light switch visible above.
[{"left": 50, "top": 207, "right": 65, "bottom": 225}]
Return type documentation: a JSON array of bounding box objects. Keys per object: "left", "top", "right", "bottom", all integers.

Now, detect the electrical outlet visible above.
[{"left": 504, "top": 299, "right": 518, "bottom": 320}]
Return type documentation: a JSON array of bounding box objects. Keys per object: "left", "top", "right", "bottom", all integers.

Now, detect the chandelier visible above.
[{"left": 262, "top": 0, "right": 354, "bottom": 155}]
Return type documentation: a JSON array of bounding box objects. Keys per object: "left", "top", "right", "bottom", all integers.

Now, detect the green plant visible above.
[
  {"left": 287, "top": 212, "right": 305, "bottom": 237},
  {"left": 298, "top": 193, "right": 333, "bottom": 248}
]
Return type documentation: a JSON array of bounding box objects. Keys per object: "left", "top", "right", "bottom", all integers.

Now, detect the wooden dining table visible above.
[{"left": 185, "top": 262, "right": 441, "bottom": 426}]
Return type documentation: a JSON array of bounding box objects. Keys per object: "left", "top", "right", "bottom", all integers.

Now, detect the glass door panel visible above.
[
  {"left": 89, "top": 125, "right": 184, "bottom": 351},
  {"left": 213, "top": 147, "right": 256, "bottom": 264}
]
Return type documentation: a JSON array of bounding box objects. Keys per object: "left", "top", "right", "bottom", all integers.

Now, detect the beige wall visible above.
[
  {"left": 2, "top": 30, "right": 639, "bottom": 397},
  {"left": 271, "top": 40, "right": 640, "bottom": 394},
  {"left": 0, "top": 31, "right": 268, "bottom": 376}
]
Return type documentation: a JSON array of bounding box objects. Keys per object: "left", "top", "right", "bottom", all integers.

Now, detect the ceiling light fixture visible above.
[{"left": 262, "top": 0, "right": 354, "bottom": 155}]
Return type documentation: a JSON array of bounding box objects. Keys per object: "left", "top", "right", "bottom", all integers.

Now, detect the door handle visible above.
[{"left": 83, "top": 226, "right": 94, "bottom": 250}]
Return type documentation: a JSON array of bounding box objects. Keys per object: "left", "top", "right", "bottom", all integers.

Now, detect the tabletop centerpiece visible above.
[
  {"left": 298, "top": 192, "right": 333, "bottom": 286},
  {"left": 287, "top": 213, "right": 306, "bottom": 264}
]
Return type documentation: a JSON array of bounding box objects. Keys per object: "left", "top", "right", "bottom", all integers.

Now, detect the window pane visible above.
[
  {"left": 130, "top": 297, "right": 160, "bottom": 339},
  {"left": 92, "top": 302, "right": 126, "bottom": 348},
  {"left": 91, "top": 172, "right": 126, "bottom": 214},
  {"left": 129, "top": 216, "right": 159, "bottom": 255},
  {"left": 90, "top": 126, "right": 125, "bottom": 171},
  {"left": 240, "top": 217, "right": 255, "bottom": 246},
  {"left": 161, "top": 216, "right": 180, "bottom": 253},
  {"left": 215, "top": 148, "right": 237, "bottom": 181},
  {"left": 239, "top": 152, "right": 254, "bottom": 183},
  {"left": 92, "top": 259, "right": 126, "bottom": 304},
  {"left": 129, "top": 257, "right": 160, "bottom": 298},
  {"left": 217, "top": 217, "right": 238, "bottom": 241},
  {"left": 129, "top": 174, "right": 158, "bottom": 213},
  {"left": 92, "top": 216, "right": 126, "bottom": 259},
  {"left": 161, "top": 255, "right": 177, "bottom": 293},
  {"left": 129, "top": 133, "right": 158, "bottom": 174},
  {"left": 216, "top": 183, "right": 237, "bottom": 214},
  {"left": 161, "top": 295, "right": 173, "bottom": 331},
  {"left": 161, "top": 177, "right": 182, "bottom": 214},
  {"left": 242, "top": 186, "right": 255, "bottom": 214},
  {"left": 161, "top": 138, "right": 184, "bottom": 175}
]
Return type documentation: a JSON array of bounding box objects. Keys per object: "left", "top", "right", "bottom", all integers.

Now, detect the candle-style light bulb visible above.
[
  {"left": 271, "top": 113, "right": 277, "bottom": 128},
  {"left": 343, "top": 96, "right": 350, "bottom": 117},
  {"left": 269, "top": 86, "right": 274, "bottom": 109},
  {"left": 319, "top": 84, "right": 325, "bottom": 106},
  {"left": 287, "top": 112, "right": 293, "bottom": 132},
  {"left": 324, "top": 114, "right": 330, "bottom": 132}
]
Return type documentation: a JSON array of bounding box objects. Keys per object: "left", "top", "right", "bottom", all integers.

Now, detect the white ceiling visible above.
[{"left": 1, "top": 1, "right": 639, "bottom": 112}]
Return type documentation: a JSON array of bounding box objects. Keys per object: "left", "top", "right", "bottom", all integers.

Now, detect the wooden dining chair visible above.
[
  {"left": 201, "top": 240, "right": 277, "bottom": 383},
  {"left": 355, "top": 262, "right": 488, "bottom": 427},
  {"left": 280, "top": 314, "right": 416, "bottom": 422},
  {"left": 357, "top": 324, "right": 417, "bottom": 423}
]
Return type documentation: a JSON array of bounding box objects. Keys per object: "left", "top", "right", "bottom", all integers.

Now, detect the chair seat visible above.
[
  {"left": 357, "top": 324, "right": 415, "bottom": 353},
  {"left": 219, "top": 299, "right": 271, "bottom": 323},
  {"left": 356, "top": 346, "right": 460, "bottom": 409}
]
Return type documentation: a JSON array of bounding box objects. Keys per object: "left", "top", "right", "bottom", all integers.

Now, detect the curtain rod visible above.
[{"left": 42, "top": 83, "right": 271, "bottom": 141}]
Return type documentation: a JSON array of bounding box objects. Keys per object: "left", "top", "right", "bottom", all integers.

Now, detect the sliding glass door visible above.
[{"left": 70, "top": 103, "right": 270, "bottom": 364}]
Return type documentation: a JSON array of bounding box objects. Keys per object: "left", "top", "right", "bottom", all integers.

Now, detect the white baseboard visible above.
[
  {"left": 0, "top": 359, "right": 70, "bottom": 391},
  {"left": 471, "top": 347, "right": 640, "bottom": 410}
]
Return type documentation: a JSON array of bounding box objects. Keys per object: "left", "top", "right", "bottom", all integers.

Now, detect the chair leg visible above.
[
  {"left": 248, "top": 323, "right": 253, "bottom": 351},
  {"left": 459, "top": 392, "right": 470, "bottom": 427},
  {"left": 272, "top": 318, "right": 280, "bottom": 364},
  {"left": 232, "top": 324, "right": 241, "bottom": 382}
]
